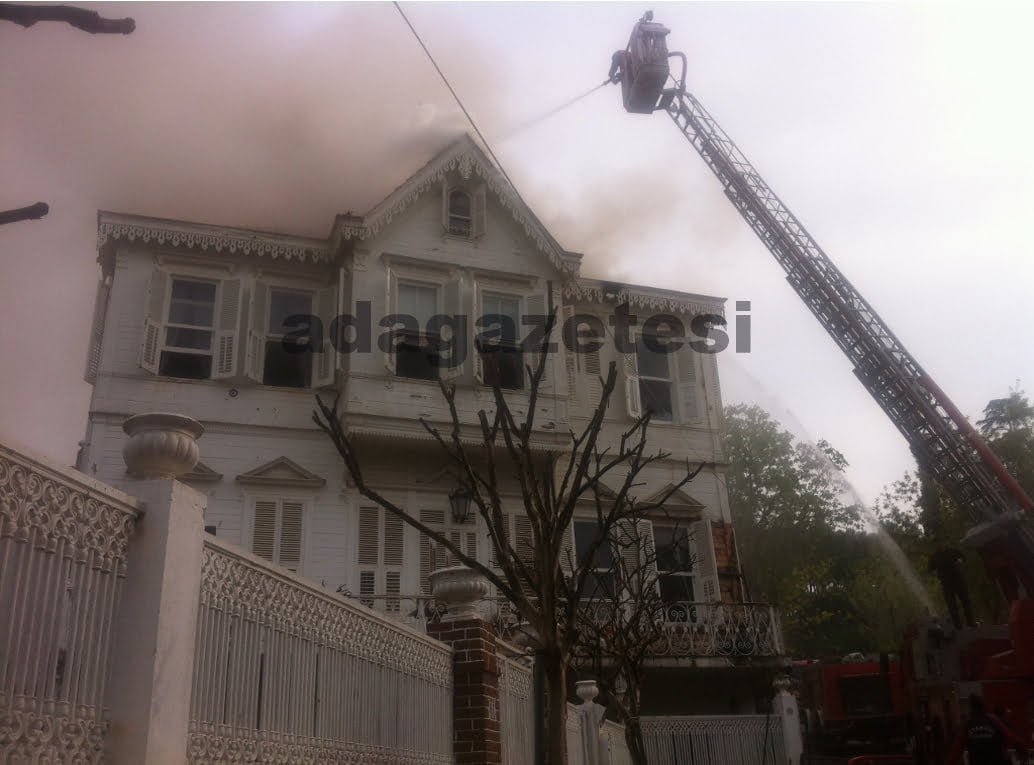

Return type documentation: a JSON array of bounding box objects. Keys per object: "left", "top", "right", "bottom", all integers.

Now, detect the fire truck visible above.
[{"left": 606, "top": 12, "right": 1034, "bottom": 764}]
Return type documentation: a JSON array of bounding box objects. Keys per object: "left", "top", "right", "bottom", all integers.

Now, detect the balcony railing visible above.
[{"left": 350, "top": 594, "right": 783, "bottom": 659}]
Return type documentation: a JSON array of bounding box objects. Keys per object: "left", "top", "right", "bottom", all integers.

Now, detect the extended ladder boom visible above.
[{"left": 609, "top": 14, "right": 1034, "bottom": 592}]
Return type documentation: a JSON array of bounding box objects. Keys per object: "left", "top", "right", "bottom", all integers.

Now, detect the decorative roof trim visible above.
[
  {"left": 334, "top": 135, "right": 577, "bottom": 274},
  {"left": 563, "top": 280, "right": 726, "bottom": 319},
  {"left": 181, "top": 461, "right": 223, "bottom": 484},
  {"left": 97, "top": 212, "right": 330, "bottom": 263},
  {"left": 236, "top": 456, "right": 326, "bottom": 488},
  {"left": 641, "top": 483, "right": 707, "bottom": 508}
]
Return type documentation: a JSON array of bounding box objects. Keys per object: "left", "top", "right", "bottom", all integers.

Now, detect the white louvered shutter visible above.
[
  {"left": 623, "top": 349, "right": 642, "bottom": 419},
  {"left": 472, "top": 280, "right": 484, "bottom": 383},
  {"left": 419, "top": 509, "right": 446, "bottom": 595},
  {"left": 140, "top": 268, "right": 168, "bottom": 374},
  {"left": 616, "top": 518, "right": 657, "bottom": 596},
  {"left": 252, "top": 499, "right": 278, "bottom": 562},
  {"left": 524, "top": 291, "right": 553, "bottom": 392},
  {"left": 383, "top": 513, "right": 404, "bottom": 612},
  {"left": 278, "top": 500, "right": 303, "bottom": 572},
  {"left": 692, "top": 518, "right": 720, "bottom": 602},
  {"left": 313, "top": 285, "right": 337, "bottom": 388},
  {"left": 441, "top": 278, "right": 464, "bottom": 380},
  {"left": 584, "top": 347, "right": 603, "bottom": 412},
  {"left": 560, "top": 304, "right": 576, "bottom": 397},
  {"left": 213, "top": 278, "right": 241, "bottom": 379},
  {"left": 384, "top": 266, "right": 397, "bottom": 375},
  {"left": 244, "top": 283, "right": 268, "bottom": 383},
  {"left": 358, "top": 507, "right": 380, "bottom": 606},
  {"left": 85, "top": 279, "right": 111, "bottom": 382},
  {"left": 677, "top": 343, "right": 700, "bottom": 423}
]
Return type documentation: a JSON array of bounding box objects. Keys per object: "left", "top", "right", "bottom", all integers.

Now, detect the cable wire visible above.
[{"left": 392, "top": 2, "right": 526, "bottom": 205}]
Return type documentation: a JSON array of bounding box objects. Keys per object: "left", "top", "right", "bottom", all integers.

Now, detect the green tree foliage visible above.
[{"left": 724, "top": 404, "right": 928, "bottom": 656}]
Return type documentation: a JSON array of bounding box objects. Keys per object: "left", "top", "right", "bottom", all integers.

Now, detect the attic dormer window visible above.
[
  {"left": 441, "top": 183, "right": 486, "bottom": 239},
  {"left": 448, "top": 190, "right": 472, "bottom": 237}
]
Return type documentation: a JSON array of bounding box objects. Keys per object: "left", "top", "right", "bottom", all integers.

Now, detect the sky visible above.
[{"left": 2, "top": 2, "right": 1033, "bottom": 507}]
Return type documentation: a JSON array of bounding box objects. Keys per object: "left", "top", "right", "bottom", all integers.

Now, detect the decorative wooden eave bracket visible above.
[
  {"left": 236, "top": 456, "right": 326, "bottom": 489},
  {"left": 564, "top": 278, "right": 727, "bottom": 320},
  {"left": 96, "top": 211, "right": 331, "bottom": 263}
]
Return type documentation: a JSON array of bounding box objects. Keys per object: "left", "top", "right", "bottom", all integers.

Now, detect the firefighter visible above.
[
  {"left": 927, "top": 540, "right": 976, "bottom": 629},
  {"left": 946, "top": 694, "right": 1028, "bottom": 765}
]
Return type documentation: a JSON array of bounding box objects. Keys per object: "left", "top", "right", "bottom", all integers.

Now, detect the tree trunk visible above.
[
  {"left": 625, "top": 716, "right": 648, "bottom": 765},
  {"left": 541, "top": 651, "right": 569, "bottom": 765}
]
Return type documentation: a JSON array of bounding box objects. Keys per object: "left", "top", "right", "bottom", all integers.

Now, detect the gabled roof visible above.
[
  {"left": 331, "top": 134, "right": 582, "bottom": 274},
  {"left": 236, "top": 456, "right": 326, "bottom": 488}
]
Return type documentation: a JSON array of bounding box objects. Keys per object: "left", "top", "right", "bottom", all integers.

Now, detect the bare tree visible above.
[{"left": 313, "top": 315, "right": 708, "bottom": 765}]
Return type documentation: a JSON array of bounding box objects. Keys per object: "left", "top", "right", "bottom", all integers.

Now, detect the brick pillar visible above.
[{"left": 428, "top": 567, "right": 501, "bottom": 765}]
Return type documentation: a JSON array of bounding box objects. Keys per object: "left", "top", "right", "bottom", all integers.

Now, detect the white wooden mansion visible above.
[{"left": 77, "top": 135, "right": 786, "bottom": 715}]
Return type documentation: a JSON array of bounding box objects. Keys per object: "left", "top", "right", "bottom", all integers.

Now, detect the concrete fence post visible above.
[
  {"left": 104, "top": 413, "right": 207, "bottom": 765},
  {"left": 426, "top": 566, "right": 501, "bottom": 765},
  {"left": 772, "top": 675, "right": 803, "bottom": 765}
]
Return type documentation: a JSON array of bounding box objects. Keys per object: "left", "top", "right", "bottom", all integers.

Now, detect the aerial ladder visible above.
[{"left": 606, "top": 13, "right": 1034, "bottom": 601}]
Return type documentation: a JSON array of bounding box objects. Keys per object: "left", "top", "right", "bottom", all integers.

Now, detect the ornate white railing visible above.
[
  {"left": 601, "top": 719, "right": 633, "bottom": 765},
  {"left": 641, "top": 714, "right": 786, "bottom": 765},
  {"left": 360, "top": 594, "right": 783, "bottom": 659},
  {"left": 498, "top": 654, "right": 534, "bottom": 765},
  {"left": 0, "top": 441, "right": 140, "bottom": 763},
  {"left": 189, "top": 538, "right": 453, "bottom": 764}
]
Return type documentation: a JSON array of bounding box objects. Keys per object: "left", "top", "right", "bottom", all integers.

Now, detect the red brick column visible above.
[{"left": 428, "top": 617, "right": 502, "bottom": 765}]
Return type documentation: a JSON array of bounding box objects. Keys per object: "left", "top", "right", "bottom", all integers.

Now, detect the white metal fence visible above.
[
  {"left": 499, "top": 654, "right": 535, "bottom": 765},
  {"left": 0, "top": 442, "right": 140, "bottom": 763},
  {"left": 642, "top": 715, "right": 786, "bottom": 765},
  {"left": 187, "top": 537, "right": 454, "bottom": 764},
  {"left": 567, "top": 702, "right": 586, "bottom": 765}
]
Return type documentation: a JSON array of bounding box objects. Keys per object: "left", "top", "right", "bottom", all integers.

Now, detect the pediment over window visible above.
[
  {"left": 641, "top": 483, "right": 706, "bottom": 510},
  {"left": 236, "top": 456, "right": 326, "bottom": 488},
  {"left": 181, "top": 461, "right": 223, "bottom": 484}
]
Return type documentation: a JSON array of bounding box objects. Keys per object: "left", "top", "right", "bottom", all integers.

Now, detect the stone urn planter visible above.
[
  {"left": 429, "top": 566, "right": 489, "bottom": 620},
  {"left": 576, "top": 679, "right": 600, "bottom": 705},
  {"left": 122, "top": 412, "right": 204, "bottom": 478}
]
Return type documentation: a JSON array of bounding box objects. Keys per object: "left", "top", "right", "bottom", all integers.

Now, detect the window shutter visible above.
[
  {"left": 383, "top": 513, "right": 404, "bottom": 566},
  {"left": 677, "top": 343, "right": 700, "bottom": 422},
  {"left": 584, "top": 347, "right": 602, "bottom": 410},
  {"left": 419, "top": 509, "right": 446, "bottom": 595},
  {"left": 472, "top": 280, "right": 484, "bottom": 384},
  {"left": 358, "top": 507, "right": 379, "bottom": 565},
  {"left": 252, "top": 499, "right": 277, "bottom": 563},
  {"left": 244, "top": 283, "right": 268, "bottom": 383},
  {"left": 560, "top": 304, "right": 576, "bottom": 397},
  {"left": 313, "top": 285, "right": 337, "bottom": 388},
  {"left": 440, "top": 278, "right": 464, "bottom": 380},
  {"left": 692, "top": 518, "right": 720, "bottom": 602},
  {"left": 615, "top": 518, "right": 657, "bottom": 597},
  {"left": 473, "top": 185, "right": 487, "bottom": 238},
  {"left": 85, "top": 279, "right": 111, "bottom": 383},
  {"left": 384, "top": 266, "right": 397, "bottom": 375},
  {"left": 524, "top": 291, "right": 553, "bottom": 392},
  {"left": 140, "top": 268, "right": 168, "bottom": 374},
  {"left": 213, "top": 278, "right": 242, "bottom": 379},
  {"left": 278, "top": 500, "right": 304, "bottom": 572},
  {"left": 623, "top": 350, "right": 641, "bottom": 419},
  {"left": 560, "top": 521, "right": 575, "bottom": 577}
]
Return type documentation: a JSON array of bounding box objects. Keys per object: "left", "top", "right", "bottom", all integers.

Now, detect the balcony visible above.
[{"left": 351, "top": 593, "right": 784, "bottom": 660}]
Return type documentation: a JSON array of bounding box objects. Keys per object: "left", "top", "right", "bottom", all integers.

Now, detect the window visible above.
[
  {"left": 635, "top": 335, "right": 674, "bottom": 422},
  {"left": 447, "top": 190, "right": 472, "bottom": 237},
  {"left": 263, "top": 288, "right": 313, "bottom": 388},
  {"left": 654, "top": 525, "right": 696, "bottom": 614},
  {"left": 479, "top": 293, "right": 523, "bottom": 390},
  {"left": 159, "top": 278, "right": 217, "bottom": 380},
  {"left": 623, "top": 331, "right": 700, "bottom": 423},
  {"left": 418, "top": 507, "right": 478, "bottom": 595},
  {"left": 396, "top": 281, "right": 440, "bottom": 380},
  {"left": 441, "top": 184, "right": 486, "bottom": 238},
  {"left": 573, "top": 520, "right": 617, "bottom": 599},
  {"left": 358, "top": 506, "right": 404, "bottom": 612},
  {"left": 251, "top": 498, "right": 304, "bottom": 572}
]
